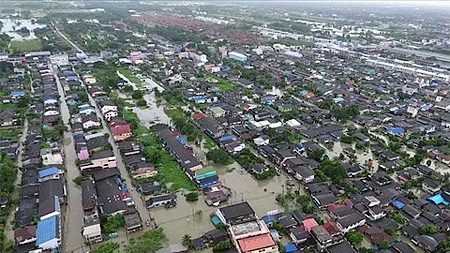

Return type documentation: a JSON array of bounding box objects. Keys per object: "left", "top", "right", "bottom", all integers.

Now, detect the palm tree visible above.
[{"left": 181, "top": 234, "right": 193, "bottom": 249}]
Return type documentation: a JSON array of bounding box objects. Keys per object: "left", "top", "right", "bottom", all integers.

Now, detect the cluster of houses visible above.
[
  {"left": 62, "top": 70, "right": 145, "bottom": 243},
  {"left": 13, "top": 65, "right": 66, "bottom": 253},
  {"left": 133, "top": 39, "right": 450, "bottom": 252}
]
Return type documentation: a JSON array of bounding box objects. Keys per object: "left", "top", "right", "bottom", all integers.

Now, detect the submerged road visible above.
[
  {"left": 87, "top": 93, "right": 152, "bottom": 227},
  {"left": 54, "top": 65, "right": 85, "bottom": 253}
]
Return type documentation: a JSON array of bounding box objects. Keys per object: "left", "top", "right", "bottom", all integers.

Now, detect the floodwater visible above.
[
  {"left": 133, "top": 93, "right": 171, "bottom": 127},
  {"left": 325, "top": 142, "right": 379, "bottom": 170},
  {"left": 151, "top": 165, "right": 287, "bottom": 244},
  {"left": 0, "top": 18, "right": 46, "bottom": 41},
  {"left": 130, "top": 78, "right": 288, "bottom": 244}
]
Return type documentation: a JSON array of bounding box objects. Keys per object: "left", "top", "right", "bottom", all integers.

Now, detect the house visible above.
[
  {"left": 98, "top": 100, "right": 117, "bottom": 114},
  {"left": 38, "top": 167, "right": 60, "bottom": 182},
  {"left": 146, "top": 194, "right": 177, "bottom": 209},
  {"left": 216, "top": 202, "right": 256, "bottom": 225},
  {"left": 39, "top": 178, "right": 66, "bottom": 204},
  {"left": 292, "top": 166, "right": 315, "bottom": 183},
  {"left": 124, "top": 208, "right": 142, "bottom": 232},
  {"left": 131, "top": 162, "right": 157, "bottom": 179},
  {"left": 80, "top": 150, "right": 116, "bottom": 171},
  {"left": 111, "top": 124, "right": 133, "bottom": 141},
  {"left": 336, "top": 213, "right": 366, "bottom": 233},
  {"left": 40, "top": 148, "right": 63, "bottom": 166},
  {"left": 39, "top": 196, "right": 60, "bottom": 220},
  {"left": 138, "top": 182, "right": 162, "bottom": 195},
  {"left": 250, "top": 164, "right": 269, "bottom": 175},
  {"left": 14, "top": 226, "right": 37, "bottom": 245},
  {"left": 422, "top": 179, "right": 440, "bottom": 193},
  {"left": 302, "top": 218, "right": 319, "bottom": 234},
  {"left": 36, "top": 215, "right": 61, "bottom": 251},
  {"left": 81, "top": 114, "right": 101, "bottom": 130},
  {"left": 254, "top": 135, "right": 270, "bottom": 146},
  {"left": 79, "top": 106, "right": 96, "bottom": 116},
  {"left": 311, "top": 225, "right": 334, "bottom": 250},
  {"left": 118, "top": 141, "right": 142, "bottom": 156},
  {"left": 236, "top": 233, "right": 277, "bottom": 253},
  {"left": 104, "top": 110, "right": 118, "bottom": 121},
  {"left": 82, "top": 212, "right": 102, "bottom": 244},
  {"left": 327, "top": 242, "right": 357, "bottom": 253},
  {"left": 81, "top": 180, "right": 97, "bottom": 210},
  {"left": 96, "top": 177, "right": 128, "bottom": 215}
]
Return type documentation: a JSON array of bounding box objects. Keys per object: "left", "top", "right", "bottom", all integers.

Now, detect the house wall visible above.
[{"left": 80, "top": 158, "right": 116, "bottom": 171}]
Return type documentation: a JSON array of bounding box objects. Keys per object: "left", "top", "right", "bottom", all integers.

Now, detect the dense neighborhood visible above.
[{"left": 0, "top": 2, "right": 450, "bottom": 253}]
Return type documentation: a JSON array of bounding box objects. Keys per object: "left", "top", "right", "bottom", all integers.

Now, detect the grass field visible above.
[
  {"left": 10, "top": 39, "right": 42, "bottom": 53},
  {"left": 118, "top": 67, "right": 143, "bottom": 87}
]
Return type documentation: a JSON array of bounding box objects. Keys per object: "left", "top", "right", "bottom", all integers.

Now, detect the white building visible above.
[{"left": 49, "top": 54, "right": 69, "bottom": 67}]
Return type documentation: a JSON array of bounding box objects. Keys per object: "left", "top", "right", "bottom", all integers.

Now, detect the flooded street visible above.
[{"left": 53, "top": 66, "right": 85, "bottom": 253}]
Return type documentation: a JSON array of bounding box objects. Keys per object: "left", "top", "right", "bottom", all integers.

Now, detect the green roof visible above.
[{"left": 196, "top": 167, "right": 216, "bottom": 176}]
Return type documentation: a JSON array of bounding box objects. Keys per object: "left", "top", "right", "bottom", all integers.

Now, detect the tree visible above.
[
  {"left": 358, "top": 247, "right": 376, "bottom": 253},
  {"left": 206, "top": 149, "right": 234, "bottom": 165},
  {"left": 125, "top": 229, "right": 165, "bottom": 253},
  {"left": 181, "top": 234, "right": 193, "bottom": 249},
  {"left": 308, "top": 149, "right": 325, "bottom": 162},
  {"left": 320, "top": 159, "right": 347, "bottom": 182},
  {"left": 92, "top": 242, "right": 119, "bottom": 253},
  {"left": 185, "top": 192, "right": 199, "bottom": 202},
  {"left": 347, "top": 231, "right": 364, "bottom": 245},
  {"left": 212, "top": 240, "right": 232, "bottom": 252},
  {"left": 419, "top": 224, "right": 437, "bottom": 235},
  {"left": 379, "top": 240, "right": 391, "bottom": 250}
]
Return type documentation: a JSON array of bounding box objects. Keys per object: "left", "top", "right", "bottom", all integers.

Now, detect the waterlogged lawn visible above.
[
  {"left": 118, "top": 67, "right": 143, "bottom": 87},
  {"left": 135, "top": 125, "right": 196, "bottom": 192}
]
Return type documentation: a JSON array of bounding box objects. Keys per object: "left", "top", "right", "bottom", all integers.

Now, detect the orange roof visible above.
[{"left": 238, "top": 233, "right": 275, "bottom": 252}]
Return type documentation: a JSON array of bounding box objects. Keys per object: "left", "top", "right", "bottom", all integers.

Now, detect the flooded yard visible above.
[{"left": 0, "top": 18, "right": 46, "bottom": 41}]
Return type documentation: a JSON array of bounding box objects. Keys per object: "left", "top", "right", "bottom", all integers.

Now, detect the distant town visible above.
[{"left": 0, "top": 1, "right": 449, "bottom": 253}]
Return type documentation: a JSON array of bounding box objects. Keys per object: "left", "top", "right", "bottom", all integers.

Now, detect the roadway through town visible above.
[{"left": 54, "top": 65, "right": 85, "bottom": 253}]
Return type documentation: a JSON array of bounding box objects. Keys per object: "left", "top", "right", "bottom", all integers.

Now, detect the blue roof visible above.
[
  {"left": 429, "top": 192, "right": 450, "bottom": 206},
  {"left": 285, "top": 244, "right": 298, "bottom": 253},
  {"left": 38, "top": 167, "right": 58, "bottom": 179},
  {"left": 391, "top": 199, "right": 405, "bottom": 209},
  {"left": 36, "top": 215, "right": 59, "bottom": 246},
  {"left": 387, "top": 127, "right": 404, "bottom": 135},
  {"left": 11, "top": 91, "right": 25, "bottom": 97},
  {"left": 44, "top": 97, "right": 57, "bottom": 101},
  {"left": 262, "top": 214, "right": 278, "bottom": 224},
  {"left": 193, "top": 96, "right": 206, "bottom": 101},
  {"left": 333, "top": 97, "right": 344, "bottom": 102}
]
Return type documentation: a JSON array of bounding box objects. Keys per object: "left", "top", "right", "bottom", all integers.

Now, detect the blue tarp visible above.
[
  {"left": 387, "top": 127, "right": 404, "bottom": 135},
  {"left": 219, "top": 134, "right": 237, "bottom": 143},
  {"left": 285, "top": 244, "right": 298, "bottom": 253},
  {"left": 66, "top": 76, "right": 79, "bottom": 81},
  {"left": 176, "top": 136, "right": 187, "bottom": 146},
  {"left": 429, "top": 192, "right": 450, "bottom": 206},
  {"left": 11, "top": 91, "right": 25, "bottom": 97},
  {"left": 391, "top": 199, "right": 405, "bottom": 209},
  {"left": 36, "top": 215, "right": 59, "bottom": 246},
  {"left": 38, "top": 167, "right": 58, "bottom": 179}
]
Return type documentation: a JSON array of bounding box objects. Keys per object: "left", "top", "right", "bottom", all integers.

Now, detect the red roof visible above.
[
  {"left": 344, "top": 199, "right": 354, "bottom": 207},
  {"left": 328, "top": 204, "right": 345, "bottom": 212},
  {"left": 111, "top": 124, "right": 132, "bottom": 136},
  {"left": 302, "top": 218, "right": 319, "bottom": 232},
  {"left": 108, "top": 119, "right": 128, "bottom": 128},
  {"left": 323, "top": 221, "right": 341, "bottom": 235},
  {"left": 192, "top": 113, "right": 206, "bottom": 121},
  {"left": 237, "top": 233, "right": 275, "bottom": 252}
]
